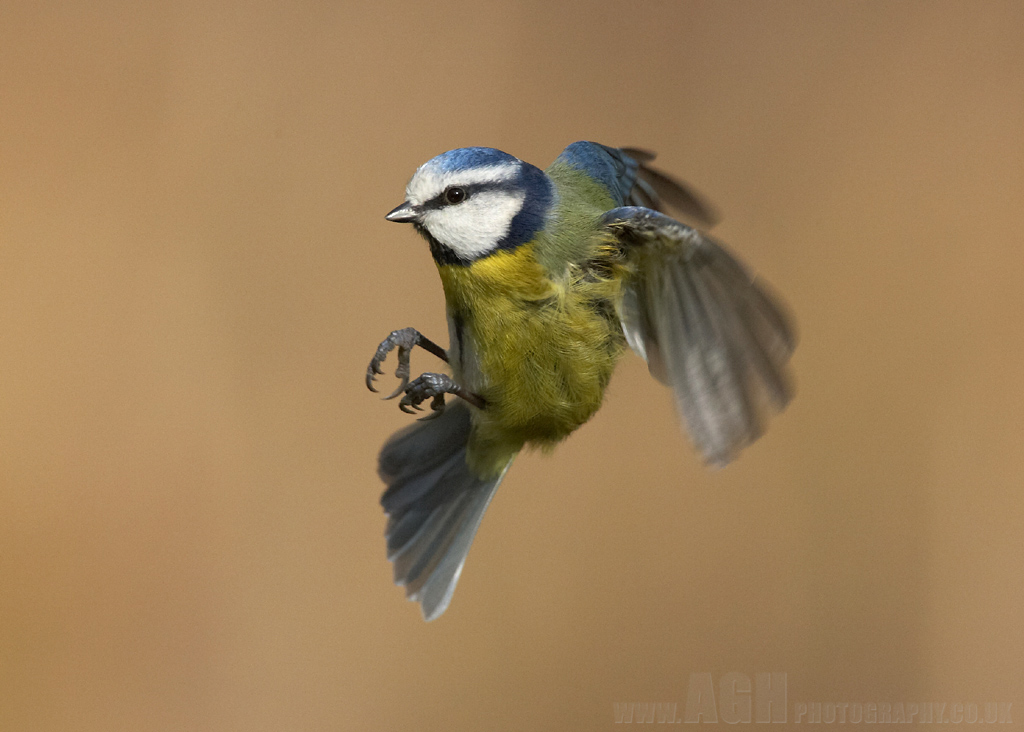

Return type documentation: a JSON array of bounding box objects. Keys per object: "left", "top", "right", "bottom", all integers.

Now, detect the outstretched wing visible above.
[
  {"left": 552, "top": 142, "right": 719, "bottom": 227},
  {"left": 615, "top": 146, "right": 720, "bottom": 227},
  {"left": 604, "top": 206, "right": 796, "bottom": 466}
]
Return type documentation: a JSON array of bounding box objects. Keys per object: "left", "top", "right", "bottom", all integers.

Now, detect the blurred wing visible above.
[
  {"left": 552, "top": 142, "right": 719, "bottom": 227},
  {"left": 604, "top": 206, "right": 796, "bottom": 466},
  {"left": 606, "top": 145, "right": 720, "bottom": 227}
]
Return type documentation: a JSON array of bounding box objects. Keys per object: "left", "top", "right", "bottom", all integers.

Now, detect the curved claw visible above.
[
  {"left": 398, "top": 390, "right": 427, "bottom": 412},
  {"left": 383, "top": 376, "right": 409, "bottom": 401},
  {"left": 415, "top": 394, "right": 446, "bottom": 421},
  {"left": 394, "top": 372, "right": 469, "bottom": 419},
  {"left": 367, "top": 328, "right": 451, "bottom": 403},
  {"left": 366, "top": 355, "right": 387, "bottom": 392}
]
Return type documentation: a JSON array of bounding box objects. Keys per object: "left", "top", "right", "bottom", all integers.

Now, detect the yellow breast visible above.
[{"left": 436, "top": 242, "right": 627, "bottom": 468}]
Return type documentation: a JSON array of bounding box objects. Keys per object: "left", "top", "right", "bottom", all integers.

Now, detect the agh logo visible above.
[{"left": 614, "top": 672, "right": 787, "bottom": 724}]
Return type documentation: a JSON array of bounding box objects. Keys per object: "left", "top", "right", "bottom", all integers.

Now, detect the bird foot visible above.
[
  {"left": 399, "top": 372, "right": 485, "bottom": 420},
  {"left": 366, "top": 327, "right": 448, "bottom": 399}
]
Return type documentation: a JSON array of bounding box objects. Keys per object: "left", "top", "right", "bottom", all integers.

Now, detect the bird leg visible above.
[
  {"left": 400, "top": 373, "right": 486, "bottom": 419},
  {"left": 366, "top": 327, "right": 449, "bottom": 399}
]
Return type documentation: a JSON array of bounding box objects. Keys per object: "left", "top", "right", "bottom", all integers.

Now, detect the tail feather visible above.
[{"left": 378, "top": 402, "right": 511, "bottom": 621}]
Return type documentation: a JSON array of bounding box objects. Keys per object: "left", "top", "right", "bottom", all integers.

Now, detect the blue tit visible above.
[{"left": 367, "top": 142, "right": 795, "bottom": 620}]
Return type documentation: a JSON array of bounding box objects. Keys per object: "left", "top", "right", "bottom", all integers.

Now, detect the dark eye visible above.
[{"left": 444, "top": 186, "right": 467, "bottom": 204}]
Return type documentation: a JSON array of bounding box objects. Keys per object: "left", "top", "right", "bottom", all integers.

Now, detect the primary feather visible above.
[{"left": 604, "top": 206, "right": 795, "bottom": 466}]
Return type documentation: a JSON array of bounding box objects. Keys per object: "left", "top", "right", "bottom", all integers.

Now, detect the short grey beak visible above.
[{"left": 385, "top": 202, "right": 420, "bottom": 223}]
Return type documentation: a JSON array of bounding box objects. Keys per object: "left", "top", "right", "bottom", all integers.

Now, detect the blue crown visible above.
[{"left": 429, "top": 147, "right": 521, "bottom": 173}]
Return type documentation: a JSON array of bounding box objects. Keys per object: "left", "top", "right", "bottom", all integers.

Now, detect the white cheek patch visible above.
[
  {"left": 405, "top": 163, "right": 519, "bottom": 207},
  {"left": 421, "top": 189, "right": 526, "bottom": 260}
]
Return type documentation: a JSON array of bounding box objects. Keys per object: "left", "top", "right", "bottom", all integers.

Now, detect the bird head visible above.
[{"left": 385, "top": 147, "right": 554, "bottom": 264}]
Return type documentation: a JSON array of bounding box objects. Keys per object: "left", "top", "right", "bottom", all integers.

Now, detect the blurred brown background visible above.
[{"left": 2, "top": 1, "right": 1022, "bottom": 729}]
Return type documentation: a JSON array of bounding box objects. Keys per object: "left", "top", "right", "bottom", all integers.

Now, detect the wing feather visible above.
[
  {"left": 605, "top": 206, "right": 795, "bottom": 465},
  {"left": 559, "top": 142, "right": 719, "bottom": 226},
  {"left": 619, "top": 147, "right": 720, "bottom": 226}
]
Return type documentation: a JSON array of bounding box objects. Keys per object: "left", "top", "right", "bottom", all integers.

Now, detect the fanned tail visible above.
[{"left": 378, "top": 402, "right": 512, "bottom": 621}]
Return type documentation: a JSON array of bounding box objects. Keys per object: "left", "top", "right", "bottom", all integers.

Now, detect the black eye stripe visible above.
[{"left": 420, "top": 181, "right": 520, "bottom": 211}]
